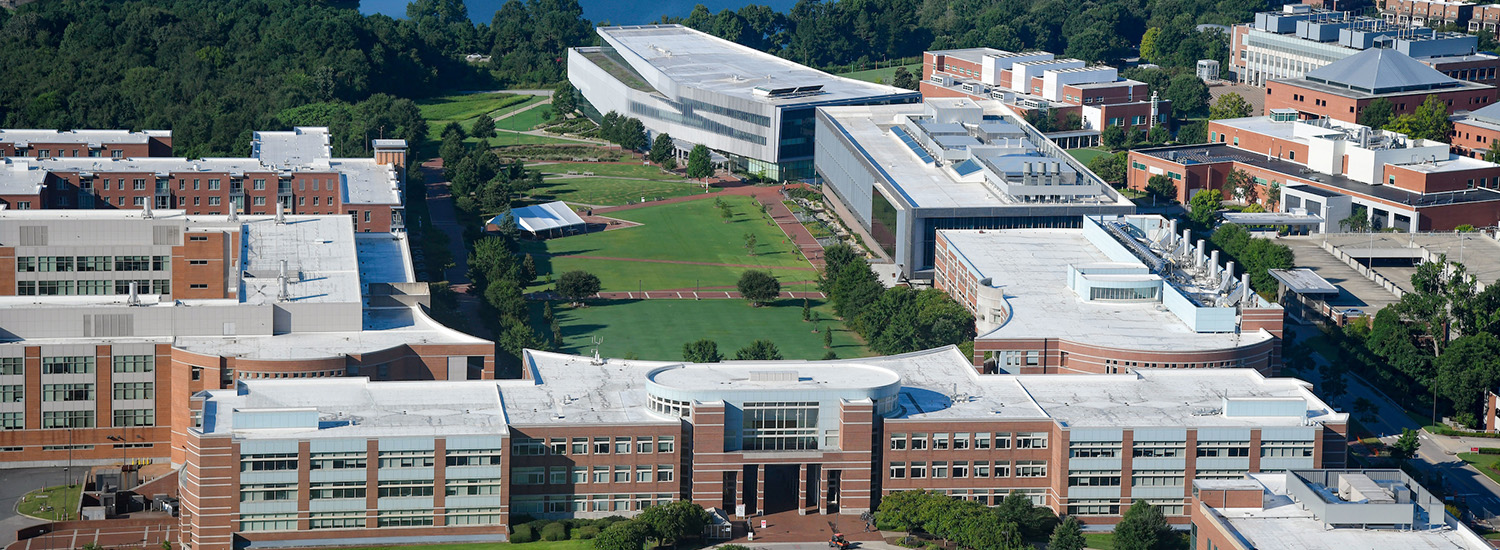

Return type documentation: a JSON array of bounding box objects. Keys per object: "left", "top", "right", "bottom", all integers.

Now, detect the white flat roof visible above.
[
  {"left": 598, "top": 25, "right": 913, "bottom": 106},
  {"left": 821, "top": 103, "right": 1132, "bottom": 210},
  {"left": 648, "top": 363, "right": 901, "bottom": 391},
  {"left": 939, "top": 229, "right": 1273, "bottom": 351},
  {"left": 200, "top": 377, "right": 508, "bottom": 440},
  {"left": 499, "top": 201, "right": 586, "bottom": 233},
  {"left": 0, "top": 129, "right": 168, "bottom": 146},
  {"left": 173, "top": 305, "right": 489, "bottom": 360},
  {"left": 239, "top": 216, "right": 361, "bottom": 306},
  {"left": 518, "top": 347, "right": 1343, "bottom": 429},
  {"left": 252, "top": 127, "right": 332, "bottom": 167}
]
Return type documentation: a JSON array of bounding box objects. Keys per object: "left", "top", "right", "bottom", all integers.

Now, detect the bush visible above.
[
  {"left": 576, "top": 526, "right": 601, "bottom": 539},
  {"left": 720, "top": 545, "right": 751, "bottom": 550},
  {"left": 1478, "top": 447, "right": 1500, "bottom": 455},
  {"left": 541, "top": 522, "right": 568, "bottom": 541},
  {"left": 511, "top": 524, "right": 535, "bottom": 543}
]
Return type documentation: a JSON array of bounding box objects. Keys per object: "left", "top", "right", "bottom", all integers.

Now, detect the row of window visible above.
[
  {"left": 511, "top": 494, "right": 676, "bottom": 516},
  {"left": 889, "top": 460, "right": 1046, "bottom": 479},
  {"left": 0, "top": 409, "right": 151, "bottom": 429},
  {"left": 17, "top": 280, "right": 170, "bottom": 296},
  {"left": 240, "top": 508, "right": 501, "bottom": 532},
  {"left": 889, "top": 432, "right": 1047, "bottom": 451},
  {"left": 33, "top": 382, "right": 154, "bottom": 402},
  {"left": 19, "top": 148, "right": 125, "bottom": 159},
  {"left": 511, "top": 436, "right": 676, "bottom": 456},
  {"left": 16, "top": 256, "right": 168, "bottom": 273},
  {"left": 0, "top": 356, "right": 154, "bottom": 376},
  {"left": 514, "top": 465, "right": 676, "bottom": 485},
  {"left": 241, "top": 449, "right": 505, "bottom": 472}
]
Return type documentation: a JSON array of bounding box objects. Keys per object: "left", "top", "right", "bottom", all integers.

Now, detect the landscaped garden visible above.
[{"left": 18, "top": 484, "right": 82, "bottom": 521}]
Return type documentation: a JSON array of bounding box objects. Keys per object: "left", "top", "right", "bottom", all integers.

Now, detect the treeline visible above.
[
  {"left": 876, "top": 490, "right": 1057, "bottom": 549},
  {"left": 677, "top": 0, "right": 1260, "bottom": 68},
  {"left": 0, "top": 0, "right": 591, "bottom": 156},
  {"left": 820, "top": 244, "right": 976, "bottom": 355}
]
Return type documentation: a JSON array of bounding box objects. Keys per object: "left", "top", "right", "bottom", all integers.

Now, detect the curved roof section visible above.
[
  {"left": 647, "top": 363, "right": 901, "bottom": 392},
  {"left": 1304, "top": 48, "right": 1459, "bottom": 95}
]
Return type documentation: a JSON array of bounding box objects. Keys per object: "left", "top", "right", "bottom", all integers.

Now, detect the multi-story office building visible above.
[
  {"left": 567, "top": 24, "right": 920, "bottom": 180},
  {"left": 922, "top": 48, "right": 1170, "bottom": 148},
  {"left": 934, "top": 215, "right": 1283, "bottom": 375},
  {"left": 1448, "top": 102, "right": 1500, "bottom": 158},
  {"left": 815, "top": 98, "right": 1134, "bottom": 279},
  {"left": 1383, "top": 0, "right": 1475, "bottom": 28},
  {"left": 1128, "top": 114, "right": 1500, "bottom": 231},
  {"left": 0, "top": 209, "right": 493, "bottom": 468},
  {"left": 0, "top": 129, "right": 174, "bottom": 159},
  {"left": 1265, "top": 47, "right": 1497, "bottom": 123},
  {"left": 1191, "top": 470, "right": 1489, "bottom": 550},
  {"left": 0, "top": 127, "right": 409, "bottom": 233},
  {"left": 1232, "top": 5, "right": 1500, "bottom": 87},
  {"left": 177, "top": 346, "right": 1346, "bottom": 550}
]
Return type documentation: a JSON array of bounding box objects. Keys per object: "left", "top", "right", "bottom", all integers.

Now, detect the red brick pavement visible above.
[{"left": 593, "top": 290, "right": 826, "bottom": 300}]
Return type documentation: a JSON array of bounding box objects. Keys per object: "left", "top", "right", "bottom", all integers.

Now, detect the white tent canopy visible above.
[{"left": 491, "top": 201, "right": 586, "bottom": 236}]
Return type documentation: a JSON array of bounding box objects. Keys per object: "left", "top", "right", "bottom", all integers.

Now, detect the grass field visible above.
[
  {"left": 1460, "top": 452, "right": 1500, "bottom": 485},
  {"left": 523, "top": 194, "right": 814, "bottom": 290},
  {"left": 418, "top": 94, "right": 574, "bottom": 147},
  {"left": 530, "top": 176, "right": 708, "bottom": 207},
  {"left": 533, "top": 162, "right": 685, "bottom": 181},
  {"left": 540, "top": 298, "right": 869, "bottom": 361},
  {"left": 333, "top": 540, "right": 592, "bottom": 550},
  {"left": 498, "top": 104, "right": 556, "bottom": 131},
  {"left": 1082, "top": 531, "right": 1189, "bottom": 550},
  {"left": 1068, "top": 147, "right": 1111, "bottom": 165},
  {"left": 18, "top": 484, "right": 81, "bottom": 521},
  {"left": 837, "top": 63, "right": 922, "bottom": 84}
]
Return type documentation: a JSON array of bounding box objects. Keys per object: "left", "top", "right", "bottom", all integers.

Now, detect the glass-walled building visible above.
[{"left": 568, "top": 25, "right": 920, "bottom": 180}]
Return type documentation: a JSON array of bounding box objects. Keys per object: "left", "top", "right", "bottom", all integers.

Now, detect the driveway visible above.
[{"left": 0, "top": 468, "right": 69, "bottom": 546}]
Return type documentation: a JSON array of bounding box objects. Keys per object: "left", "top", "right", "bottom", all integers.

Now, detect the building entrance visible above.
[{"left": 762, "top": 464, "right": 800, "bottom": 514}]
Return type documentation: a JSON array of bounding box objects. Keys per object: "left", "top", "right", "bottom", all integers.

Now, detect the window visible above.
[
  {"left": 364, "top": 210, "right": 371, "bottom": 223},
  {"left": 1070, "top": 441, "right": 1121, "bottom": 458},
  {"left": 637, "top": 437, "right": 654, "bottom": 454},
  {"left": 112, "top": 382, "right": 154, "bottom": 400},
  {"left": 1260, "top": 440, "right": 1314, "bottom": 458},
  {"left": 553, "top": 468, "right": 570, "bottom": 485},
  {"left": 0, "top": 412, "right": 21, "bottom": 430},
  {"left": 952, "top": 460, "right": 969, "bottom": 478},
  {"left": 614, "top": 468, "right": 630, "bottom": 483},
  {"left": 890, "top": 434, "right": 907, "bottom": 450},
  {"left": 0, "top": 385, "right": 21, "bottom": 402},
  {"left": 309, "top": 513, "right": 364, "bottom": 530},
  {"left": 932, "top": 461, "right": 948, "bottom": 478},
  {"left": 1068, "top": 471, "right": 1122, "bottom": 487},
  {"left": 37, "top": 280, "right": 74, "bottom": 296},
  {"left": 1067, "top": 500, "right": 1120, "bottom": 516},
  {"left": 1132, "top": 470, "right": 1184, "bottom": 487},
  {"left": 889, "top": 462, "right": 906, "bottom": 479},
  {"left": 515, "top": 468, "right": 546, "bottom": 485},
  {"left": 657, "top": 436, "right": 675, "bottom": 453},
  {"left": 208, "top": 179, "right": 221, "bottom": 190},
  {"left": 16, "top": 282, "right": 34, "bottom": 296},
  {"left": 910, "top": 461, "right": 927, "bottom": 479},
  {"left": 509, "top": 438, "right": 544, "bottom": 456},
  {"left": 377, "top": 450, "right": 435, "bottom": 468},
  {"left": 240, "top": 514, "right": 297, "bottom": 532},
  {"left": 911, "top": 433, "right": 928, "bottom": 450},
  {"left": 1132, "top": 441, "right": 1185, "bottom": 458},
  {"left": 253, "top": 196, "right": 267, "bottom": 206},
  {"left": 114, "top": 256, "right": 151, "bottom": 271},
  {"left": 310, "top": 452, "right": 366, "bottom": 470},
  {"left": 1197, "top": 441, "right": 1251, "bottom": 457},
  {"left": 993, "top": 433, "right": 1011, "bottom": 449},
  {"left": 1016, "top": 432, "right": 1048, "bottom": 449},
  {"left": 76, "top": 256, "right": 110, "bottom": 272},
  {"left": 241, "top": 453, "right": 298, "bottom": 471},
  {"left": 253, "top": 179, "right": 266, "bottom": 190},
  {"left": 43, "top": 383, "right": 95, "bottom": 402},
  {"left": 377, "top": 480, "right": 434, "bottom": 497},
  {"left": 444, "top": 479, "right": 504, "bottom": 500},
  {"left": 151, "top": 256, "right": 168, "bottom": 270},
  {"left": 953, "top": 433, "right": 969, "bottom": 450},
  {"left": 209, "top": 197, "right": 221, "bottom": 206},
  {"left": 1015, "top": 460, "right": 1047, "bottom": 477},
  {"left": 15, "top": 257, "right": 35, "bottom": 272},
  {"left": 593, "top": 466, "right": 609, "bottom": 483},
  {"left": 934, "top": 433, "right": 950, "bottom": 450},
  {"left": 190, "top": 284, "right": 208, "bottom": 289},
  {"left": 615, "top": 437, "right": 632, "bottom": 454},
  {"left": 974, "top": 462, "right": 990, "bottom": 478},
  {"left": 115, "top": 280, "right": 150, "bottom": 295},
  {"left": 377, "top": 510, "right": 434, "bottom": 527},
  {"left": 42, "top": 411, "right": 93, "bottom": 428},
  {"left": 594, "top": 437, "right": 610, "bottom": 454},
  {"left": 741, "top": 401, "right": 819, "bottom": 451},
  {"left": 113, "top": 409, "right": 154, "bottom": 427},
  {"left": 0, "top": 357, "right": 22, "bottom": 375},
  {"left": 572, "top": 437, "right": 588, "bottom": 454},
  {"left": 571, "top": 467, "right": 588, "bottom": 484},
  {"left": 132, "top": 179, "right": 146, "bottom": 191},
  {"left": 446, "top": 508, "right": 502, "bottom": 526},
  {"left": 38, "top": 256, "right": 74, "bottom": 272},
  {"left": 75, "top": 280, "right": 110, "bottom": 295},
  {"left": 446, "top": 449, "right": 503, "bottom": 466},
  {"left": 240, "top": 483, "right": 297, "bottom": 502},
  {"left": 635, "top": 466, "right": 652, "bottom": 482}
]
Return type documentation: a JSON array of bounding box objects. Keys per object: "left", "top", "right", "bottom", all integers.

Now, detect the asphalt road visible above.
[{"left": 0, "top": 467, "right": 69, "bottom": 545}]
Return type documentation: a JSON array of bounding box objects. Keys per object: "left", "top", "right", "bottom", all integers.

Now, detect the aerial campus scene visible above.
[{"left": 9, "top": 1, "right": 1500, "bottom": 550}]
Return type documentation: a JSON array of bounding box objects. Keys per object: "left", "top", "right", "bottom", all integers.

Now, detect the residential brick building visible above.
[
  {"left": 1265, "top": 48, "right": 1497, "bottom": 124},
  {"left": 175, "top": 347, "right": 1347, "bottom": 550},
  {"left": 0, "top": 129, "right": 173, "bottom": 159}
]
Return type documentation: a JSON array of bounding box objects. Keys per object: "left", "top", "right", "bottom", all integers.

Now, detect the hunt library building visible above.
[{"left": 176, "top": 347, "right": 1347, "bottom": 550}]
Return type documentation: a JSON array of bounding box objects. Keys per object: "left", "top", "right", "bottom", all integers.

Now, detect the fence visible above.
[{"left": 1320, "top": 241, "right": 1408, "bottom": 299}]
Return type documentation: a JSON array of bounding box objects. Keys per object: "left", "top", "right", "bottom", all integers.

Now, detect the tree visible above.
[
  {"left": 735, "top": 339, "right": 783, "bottom": 360},
  {"left": 593, "top": 520, "right": 650, "bottom": 550},
  {"left": 1146, "top": 124, "right": 1169, "bottom": 145},
  {"left": 743, "top": 232, "right": 758, "bottom": 254},
  {"left": 1139, "top": 28, "right": 1162, "bottom": 63},
  {"left": 823, "top": 328, "right": 833, "bottom": 348},
  {"left": 637, "top": 500, "right": 711, "bottom": 549},
  {"left": 1188, "top": 188, "right": 1222, "bottom": 226},
  {"left": 1436, "top": 333, "right": 1500, "bottom": 417},
  {"left": 687, "top": 144, "right": 714, "bottom": 179},
  {"left": 891, "top": 66, "right": 918, "bottom": 90},
  {"left": 1102, "top": 125, "right": 1127, "bottom": 150},
  {"left": 1485, "top": 147, "right": 1500, "bottom": 164},
  {"left": 1389, "top": 428, "right": 1421, "bottom": 461},
  {"left": 1145, "top": 174, "right": 1176, "bottom": 202},
  {"left": 552, "top": 81, "right": 577, "bottom": 117},
  {"left": 1209, "top": 92, "right": 1253, "bottom": 120},
  {"left": 1177, "top": 120, "right": 1208, "bottom": 144},
  {"left": 469, "top": 113, "right": 495, "bottom": 139},
  {"left": 1358, "top": 98, "right": 1395, "bottom": 129},
  {"left": 1114, "top": 501, "right": 1169, "bottom": 550},
  {"left": 683, "top": 339, "right": 724, "bottom": 363},
  {"left": 822, "top": 350, "right": 839, "bottom": 360},
  {"left": 1025, "top": 109, "right": 1056, "bottom": 133},
  {"left": 1385, "top": 95, "right": 1453, "bottom": 142},
  {"left": 1088, "top": 151, "right": 1127, "bottom": 184},
  {"left": 1048, "top": 516, "right": 1086, "bottom": 550},
  {"left": 1227, "top": 168, "right": 1256, "bottom": 202},
  {"left": 1164, "top": 73, "right": 1211, "bottom": 114},
  {"left": 441, "top": 121, "right": 466, "bottom": 140},
  {"left": 737, "top": 270, "right": 782, "bottom": 306},
  {"left": 557, "top": 270, "right": 601, "bottom": 304},
  {"left": 650, "top": 133, "right": 675, "bottom": 164}
]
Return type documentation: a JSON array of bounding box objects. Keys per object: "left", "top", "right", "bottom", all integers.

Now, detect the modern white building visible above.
[
  {"left": 815, "top": 97, "right": 1134, "bottom": 277},
  {"left": 568, "top": 24, "right": 920, "bottom": 180}
]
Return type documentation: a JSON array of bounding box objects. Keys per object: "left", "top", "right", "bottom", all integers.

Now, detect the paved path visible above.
[
  {"left": 420, "top": 159, "right": 491, "bottom": 339},
  {"left": 490, "top": 98, "right": 608, "bottom": 145}
]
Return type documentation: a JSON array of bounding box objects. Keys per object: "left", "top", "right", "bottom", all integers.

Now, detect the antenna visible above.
[
  {"left": 277, "top": 260, "right": 290, "bottom": 302},
  {"left": 589, "top": 336, "right": 605, "bottom": 365}
]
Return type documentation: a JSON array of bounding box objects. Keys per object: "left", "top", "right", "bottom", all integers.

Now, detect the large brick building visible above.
[
  {"left": 1265, "top": 48, "right": 1497, "bottom": 124},
  {"left": 1128, "top": 114, "right": 1500, "bottom": 231},
  {"left": 0, "top": 209, "right": 492, "bottom": 469},
  {"left": 933, "top": 215, "right": 1283, "bottom": 375},
  {"left": 176, "top": 347, "right": 1346, "bottom": 550},
  {"left": 922, "top": 48, "right": 1169, "bottom": 148},
  {"left": 0, "top": 127, "right": 409, "bottom": 233}
]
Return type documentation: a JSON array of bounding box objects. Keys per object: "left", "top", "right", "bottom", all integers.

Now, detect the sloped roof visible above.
[
  {"left": 492, "top": 201, "right": 586, "bottom": 234},
  {"left": 1304, "top": 48, "right": 1459, "bottom": 94},
  {"left": 1467, "top": 102, "right": 1500, "bottom": 125}
]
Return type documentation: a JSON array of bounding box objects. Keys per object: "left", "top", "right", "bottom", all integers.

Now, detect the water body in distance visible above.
[{"left": 360, "top": 0, "right": 799, "bottom": 26}]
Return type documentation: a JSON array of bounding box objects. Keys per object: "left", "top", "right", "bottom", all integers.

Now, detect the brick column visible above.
[
  {"left": 756, "top": 464, "right": 765, "bottom": 516},
  {"left": 433, "top": 438, "right": 446, "bottom": 526},
  {"left": 365, "top": 439, "right": 379, "bottom": 528},
  {"left": 798, "top": 463, "right": 808, "bottom": 515}
]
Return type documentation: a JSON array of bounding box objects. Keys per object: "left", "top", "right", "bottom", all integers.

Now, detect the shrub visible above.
[
  {"left": 720, "top": 545, "right": 751, "bottom": 550},
  {"left": 511, "top": 524, "right": 535, "bottom": 543},
  {"left": 541, "top": 522, "right": 568, "bottom": 541},
  {"left": 576, "top": 526, "right": 601, "bottom": 539}
]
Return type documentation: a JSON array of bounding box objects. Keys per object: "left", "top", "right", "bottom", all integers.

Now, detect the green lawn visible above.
[
  {"left": 534, "top": 162, "right": 685, "bottom": 181},
  {"left": 488, "top": 132, "right": 578, "bottom": 146},
  {"left": 499, "top": 104, "right": 556, "bottom": 132},
  {"left": 523, "top": 195, "right": 813, "bottom": 290},
  {"left": 1068, "top": 148, "right": 1111, "bottom": 165},
  {"left": 837, "top": 63, "right": 922, "bottom": 84},
  {"left": 530, "top": 177, "right": 709, "bottom": 207},
  {"left": 334, "top": 540, "right": 592, "bottom": 550},
  {"left": 539, "top": 298, "right": 870, "bottom": 361},
  {"left": 417, "top": 92, "right": 536, "bottom": 122},
  {"left": 1459, "top": 452, "right": 1500, "bottom": 486},
  {"left": 1082, "top": 531, "right": 1189, "bottom": 550},
  {"left": 18, "top": 484, "right": 82, "bottom": 521}
]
